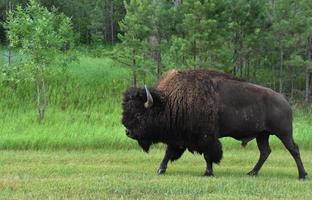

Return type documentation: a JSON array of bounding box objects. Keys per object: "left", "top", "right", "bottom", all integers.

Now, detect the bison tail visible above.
[{"left": 210, "top": 139, "right": 223, "bottom": 164}]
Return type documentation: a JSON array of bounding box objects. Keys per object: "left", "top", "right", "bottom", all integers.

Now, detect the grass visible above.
[
  {"left": 0, "top": 148, "right": 311, "bottom": 199},
  {"left": 0, "top": 48, "right": 312, "bottom": 150},
  {"left": 0, "top": 53, "right": 134, "bottom": 150},
  {"left": 0, "top": 47, "right": 311, "bottom": 199}
]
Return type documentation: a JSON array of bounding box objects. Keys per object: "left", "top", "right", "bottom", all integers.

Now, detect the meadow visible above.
[
  {"left": 0, "top": 49, "right": 312, "bottom": 199},
  {"left": 0, "top": 149, "right": 311, "bottom": 199},
  {"left": 0, "top": 50, "right": 312, "bottom": 150}
]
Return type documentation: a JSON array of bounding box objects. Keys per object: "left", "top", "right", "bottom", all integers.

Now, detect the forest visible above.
[
  {"left": 0, "top": 0, "right": 312, "bottom": 103},
  {"left": 1, "top": 0, "right": 312, "bottom": 103},
  {"left": 0, "top": 1, "right": 312, "bottom": 199}
]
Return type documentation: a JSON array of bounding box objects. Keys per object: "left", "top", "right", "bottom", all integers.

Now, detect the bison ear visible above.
[{"left": 144, "top": 85, "right": 154, "bottom": 108}]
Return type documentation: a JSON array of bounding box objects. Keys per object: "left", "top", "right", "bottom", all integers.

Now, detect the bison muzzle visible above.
[{"left": 121, "top": 69, "right": 308, "bottom": 179}]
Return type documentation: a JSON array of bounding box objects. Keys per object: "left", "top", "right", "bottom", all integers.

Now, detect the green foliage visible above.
[
  {"left": 2, "top": 0, "right": 312, "bottom": 96},
  {"left": 0, "top": 0, "right": 126, "bottom": 44},
  {"left": 4, "top": 0, "right": 75, "bottom": 67},
  {"left": 88, "top": 0, "right": 125, "bottom": 44},
  {"left": 115, "top": 0, "right": 155, "bottom": 86},
  {"left": 115, "top": 0, "right": 312, "bottom": 98},
  {"left": 172, "top": 0, "right": 230, "bottom": 68},
  {"left": 0, "top": 55, "right": 135, "bottom": 149},
  {"left": 118, "top": 0, "right": 150, "bottom": 48},
  {"left": 3, "top": 0, "right": 76, "bottom": 121},
  {"left": 0, "top": 54, "right": 311, "bottom": 150}
]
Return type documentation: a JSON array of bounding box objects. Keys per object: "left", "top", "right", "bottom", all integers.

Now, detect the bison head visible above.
[{"left": 122, "top": 86, "right": 165, "bottom": 152}]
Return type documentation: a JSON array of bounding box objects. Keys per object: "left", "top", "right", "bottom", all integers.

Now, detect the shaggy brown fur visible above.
[{"left": 157, "top": 70, "right": 219, "bottom": 137}]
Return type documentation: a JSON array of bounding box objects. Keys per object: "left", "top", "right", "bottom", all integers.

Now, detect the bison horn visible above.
[{"left": 144, "top": 85, "right": 154, "bottom": 108}]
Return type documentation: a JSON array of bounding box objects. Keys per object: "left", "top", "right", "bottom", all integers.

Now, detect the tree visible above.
[
  {"left": 170, "top": 0, "right": 230, "bottom": 69},
  {"left": 116, "top": 0, "right": 151, "bottom": 87},
  {"left": 226, "top": 0, "right": 266, "bottom": 78},
  {"left": 299, "top": 0, "right": 312, "bottom": 103},
  {"left": 89, "top": 0, "right": 126, "bottom": 44},
  {"left": 148, "top": 0, "right": 175, "bottom": 77},
  {"left": 4, "top": 0, "right": 75, "bottom": 121}
]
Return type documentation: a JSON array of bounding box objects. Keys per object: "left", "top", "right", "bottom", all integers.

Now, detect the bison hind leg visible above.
[{"left": 276, "top": 134, "right": 307, "bottom": 179}]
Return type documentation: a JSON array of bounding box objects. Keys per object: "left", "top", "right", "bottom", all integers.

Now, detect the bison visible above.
[{"left": 122, "top": 69, "right": 307, "bottom": 179}]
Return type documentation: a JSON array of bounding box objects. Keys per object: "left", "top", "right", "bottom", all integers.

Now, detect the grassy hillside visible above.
[
  {"left": 0, "top": 53, "right": 136, "bottom": 150},
  {"left": 0, "top": 49, "right": 312, "bottom": 150},
  {"left": 0, "top": 149, "right": 311, "bottom": 199}
]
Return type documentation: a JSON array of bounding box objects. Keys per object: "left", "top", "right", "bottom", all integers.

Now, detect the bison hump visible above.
[{"left": 156, "top": 69, "right": 220, "bottom": 134}]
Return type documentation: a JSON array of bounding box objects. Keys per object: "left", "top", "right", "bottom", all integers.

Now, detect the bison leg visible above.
[
  {"left": 277, "top": 135, "right": 307, "bottom": 180},
  {"left": 157, "top": 145, "right": 185, "bottom": 175},
  {"left": 203, "top": 139, "right": 223, "bottom": 177},
  {"left": 204, "top": 154, "right": 214, "bottom": 176},
  {"left": 247, "top": 134, "right": 271, "bottom": 176}
]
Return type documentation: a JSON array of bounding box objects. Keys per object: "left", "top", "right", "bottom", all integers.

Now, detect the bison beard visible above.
[
  {"left": 138, "top": 140, "right": 152, "bottom": 152},
  {"left": 122, "top": 69, "right": 308, "bottom": 179}
]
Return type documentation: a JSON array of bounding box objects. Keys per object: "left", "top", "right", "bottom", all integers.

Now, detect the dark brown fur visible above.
[{"left": 122, "top": 69, "right": 308, "bottom": 179}]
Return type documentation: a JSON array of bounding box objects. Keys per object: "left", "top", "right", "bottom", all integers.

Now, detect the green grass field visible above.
[
  {"left": 0, "top": 51, "right": 311, "bottom": 150},
  {"left": 0, "top": 149, "right": 311, "bottom": 199},
  {"left": 0, "top": 48, "right": 312, "bottom": 199}
]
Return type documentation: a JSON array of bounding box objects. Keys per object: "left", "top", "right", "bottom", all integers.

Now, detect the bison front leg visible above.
[
  {"left": 204, "top": 154, "right": 214, "bottom": 176},
  {"left": 157, "top": 145, "right": 185, "bottom": 175},
  {"left": 203, "top": 138, "right": 223, "bottom": 177}
]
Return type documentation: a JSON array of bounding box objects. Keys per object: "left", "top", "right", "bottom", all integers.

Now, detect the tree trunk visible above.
[
  {"left": 306, "top": 69, "right": 312, "bottom": 103},
  {"left": 305, "top": 37, "right": 312, "bottom": 103},
  {"left": 36, "top": 79, "right": 42, "bottom": 121},
  {"left": 193, "top": 40, "right": 197, "bottom": 69},
  {"left": 246, "top": 58, "right": 250, "bottom": 80},
  {"left": 233, "top": 41, "right": 238, "bottom": 76},
  {"left": 271, "top": 57, "right": 275, "bottom": 90},
  {"left": 110, "top": 0, "right": 114, "bottom": 44},
  {"left": 239, "top": 57, "right": 243, "bottom": 78},
  {"left": 156, "top": 50, "right": 161, "bottom": 78},
  {"left": 149, "top": 35, "right": 161, "bottom": 78},
  {"left": 233, "top": 31, "right": 243, "bottom": 77},
  {"left": 290, "top": 66, "right": 294, "bottom": 100},
  {"left": 310, "top": 73, "right": 312, "bottom": 103},
  {"left": 36, "top": 66, "right": 48, "bottom": 122},
  {"left": 279, "top": 47, "right": 283, "bottom": 93},
  {"left": 7, "top": 45, "right": 12, "bottom": 65},
  {"left": 6, "top": 0, "right": 12, "bottom": 65},
  {"left": 132, "top": 49, "right": 137, "bottom": 88},
  {"left": 253, "top": 61, "right": 257, "bottom": 83},
  {"left": 174, "top": 0, "right": 182, "bottom": 6}
]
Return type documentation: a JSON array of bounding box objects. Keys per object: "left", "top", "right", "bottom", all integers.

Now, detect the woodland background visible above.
[
  {"left": 0, "top": 0, "right": 311, "bottom": 149},
  {"left": 1, "top": 0, "right": 312, "bottom": 102},
  {"left": 0, "top": 1, "right": 311, "bottom": 199}
]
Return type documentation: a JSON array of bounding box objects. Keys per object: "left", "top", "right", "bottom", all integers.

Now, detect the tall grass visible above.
[
  {"left": 0, "top": 48, "right": 311, "bottom": 150},
  {"left": 0, "top": 52, "right": 135, "bottom": 150}
]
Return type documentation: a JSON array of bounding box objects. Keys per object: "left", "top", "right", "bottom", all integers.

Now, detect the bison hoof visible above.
[
  {"left": 157, "top": 168, "right": 166, "bottom": 175},
  {"left": 299, "top": 172, "right": 308, "bottom": 180},
  {"left": 204, "top": 171, "right": 214, "bottom": 177},
  {"left": 247, "top": 170, "right": 258, "bottom": 176}
]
